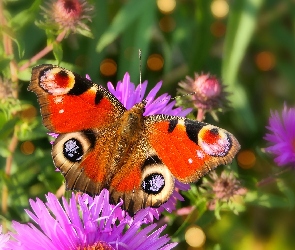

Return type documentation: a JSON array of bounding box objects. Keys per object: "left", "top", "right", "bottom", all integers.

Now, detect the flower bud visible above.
[
  {"left": 178, "top": 73, "right": 230, "bottom": 119},
  {"left": 41, "top": 0, "right": 93, "bottom": 34}
]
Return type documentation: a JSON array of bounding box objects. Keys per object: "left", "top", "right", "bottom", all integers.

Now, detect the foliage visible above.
[{"left": 1, "top": 0, "right": 295, "bottom": 249}]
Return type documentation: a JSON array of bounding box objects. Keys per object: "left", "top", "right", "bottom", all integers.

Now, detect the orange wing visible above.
[
  {"left": 145, "top": 115, "right": 240, "bottom": 183},
  {"left": 28, "top": 64, "right": 126, "bottom": 133}
]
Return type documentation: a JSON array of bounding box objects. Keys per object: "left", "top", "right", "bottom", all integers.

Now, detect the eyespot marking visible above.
[
  {"left": 63, "top": 138, "right": 83, "bottom": 162},
  {"left": 39, "top": 67, "right": 75, "bottom": 95},
  {"left": 141, "top": 173, "right": 165, "bottom": 195},
  {"left": 198, "top": 125, "right": 232, "bottom": 157}
]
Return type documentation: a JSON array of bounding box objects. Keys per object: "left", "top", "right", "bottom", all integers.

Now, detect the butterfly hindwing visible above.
[
  {"left": 28, "top": 64, "right": 126, "bottom": 133},
  {"left": 145, "top": 115, "right": 240, "bottom": 183},
  {"left": 109, "top": 143, "right": 175, "bottom": 214}
]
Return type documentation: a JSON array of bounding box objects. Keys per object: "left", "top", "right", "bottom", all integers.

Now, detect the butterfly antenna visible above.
[
  {"left": 151, "top": 91, "right": 196, "bottom": 106},
  {"left": 139, "top": 49, "right": 142, "bottom": 100},
  {"left": 170, "top": 92, "right": 196, "bottom": 101}
]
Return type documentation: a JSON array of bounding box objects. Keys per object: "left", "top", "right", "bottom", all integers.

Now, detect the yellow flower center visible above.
[{"left": 76, "top": 241, "right": 114, "bottom": 250}]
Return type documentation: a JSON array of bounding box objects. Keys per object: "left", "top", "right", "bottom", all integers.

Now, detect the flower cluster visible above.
[
  {"left": 4, "top": 190, "right": 177, "bottom": 249},
  {"left": 264, "top": 105, "right": 295, "bottom": 167}
]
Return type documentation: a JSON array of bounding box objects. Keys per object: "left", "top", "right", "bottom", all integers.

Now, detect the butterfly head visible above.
[{"left": 129, "top": 99, "right": 148, "bottom": 115}]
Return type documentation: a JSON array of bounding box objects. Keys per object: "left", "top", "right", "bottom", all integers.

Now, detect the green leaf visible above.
[
  {"left": 222, "top": 0, "right": 264, "bottom": 85},
  {"left": 10, "top": 0, "right": 42, "bottom": 31},
  {"left": 0, "top": 112, "right": 7, "bottom": 129},
  {"left": 76, "top": 27, "right": 94, "bottom": 39},
  {"left": 17, "top": 66, "right": 31, "bottom": 81},
  {"left": 0, "top": 117, "right": 18, "bottom": 140},
  {"left": 222, "top": 0, "right": 264, "bottom": 132},
  {"left": 0, "top": 58, "right": 11, "bottom": 70},
  {"left": 96, "top": 0, "right": 155, "bottom": 52},
  {"left": 1, "top": 25, "right": 24, "bottom": 58},
  {"left": 18, "top": 120, "right": 48, "bottom": 141},
  {"left": 189, "top": 0, "right": 214, "bottom": 73},
  {"left": 52, "top": 42, "right": 63, "bottom": 63},
  {"left": 35, "top": 21, "right": 60, "bottom": 33},
  {"left": 117, "top": 2, "right": 156, "bottom": 82},
  {"left": 245, "top": 191, "right": 288, "bottom": 208},
  {"left": 277, "top": 178, "right": 295, "bottom": 209}
]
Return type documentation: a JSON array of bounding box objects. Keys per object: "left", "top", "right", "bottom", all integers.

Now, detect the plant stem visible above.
[
  {"left": 196, "top": 108, "right": 206, "bottom": 121},
  {"left": 0, "top": 1, "right": 19, "bottom": 232},
  {"left": 257, "top": 166, "right": 292, "bottom": 187}
]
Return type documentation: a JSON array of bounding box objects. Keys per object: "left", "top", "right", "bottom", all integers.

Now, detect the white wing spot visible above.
[
  {"left": 196, "top": 150, "right": 205, "bottom": 159},
  {"left": 188, "top": 158, "right": 193, "bottom": 164},
  {"left": 59, "top": 109, "right": 64, "bottom": 114},
  {"left": 54, "top": 96, "right": 63, "bottom": 104}
]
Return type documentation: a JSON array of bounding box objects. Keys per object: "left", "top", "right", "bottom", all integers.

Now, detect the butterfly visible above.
[{"left": 28, "top": 64, "right": 240, "bottom": 215}]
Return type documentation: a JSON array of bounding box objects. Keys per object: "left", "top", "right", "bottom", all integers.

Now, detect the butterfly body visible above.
[{"left": 29, "top": 64, "right": 240, "bottom": 214}]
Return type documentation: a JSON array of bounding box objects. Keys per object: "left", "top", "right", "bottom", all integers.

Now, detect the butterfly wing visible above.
[
  {"left": 29, "top": 65, "right": 139, "bottom": 209},
  {"left": 51, "top": 130, "right": 109, "bottom": 196},
  {"left": 28, "top": 64, "right": 126, "bottom": 133},
  {"left": 145, "top": 115, "right": 240, "bottom": 183}
]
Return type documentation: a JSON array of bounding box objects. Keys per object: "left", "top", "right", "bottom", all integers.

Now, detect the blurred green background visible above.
[{"left": 1, "top": 0, "right": 295, "bottom": 249}]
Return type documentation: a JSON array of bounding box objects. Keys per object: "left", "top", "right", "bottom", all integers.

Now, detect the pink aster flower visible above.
[
  {"left": 0, "top": 226, "right": 10, "bottom": 249},
  {"left": 107, "top": 72, "right": 192, "bottom": 117},
  {"left": 264, "top": 105, "right": 295, "bottom": 167},
  {"left": 6, "top": 190, "right": 177, "bottom": 249}
]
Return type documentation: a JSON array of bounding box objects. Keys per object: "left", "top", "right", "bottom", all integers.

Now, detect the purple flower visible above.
[
  {"left": 264, "top": 105, "right": 295, "bottom": 166},
  {"left": 7, "top": 190, "right": 177, "bottom": 249},
  {"left": 107, "top": 72, "right": 192, "bottom": 116},
  {"left": 0, "top": 226, "right": 10, "bottom": 249}
]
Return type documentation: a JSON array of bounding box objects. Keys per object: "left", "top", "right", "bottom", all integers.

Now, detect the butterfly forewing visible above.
[
  {"left": 145, "top": 115, "right": 240, "bottom": 183},
  {"left": 29, "top": 64, "right": 126, "bottom": 133}
]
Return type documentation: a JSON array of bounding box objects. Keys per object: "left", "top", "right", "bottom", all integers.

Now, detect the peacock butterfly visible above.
[{"left": 28, "top": 64, "right": 240, "bottom": 214}]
